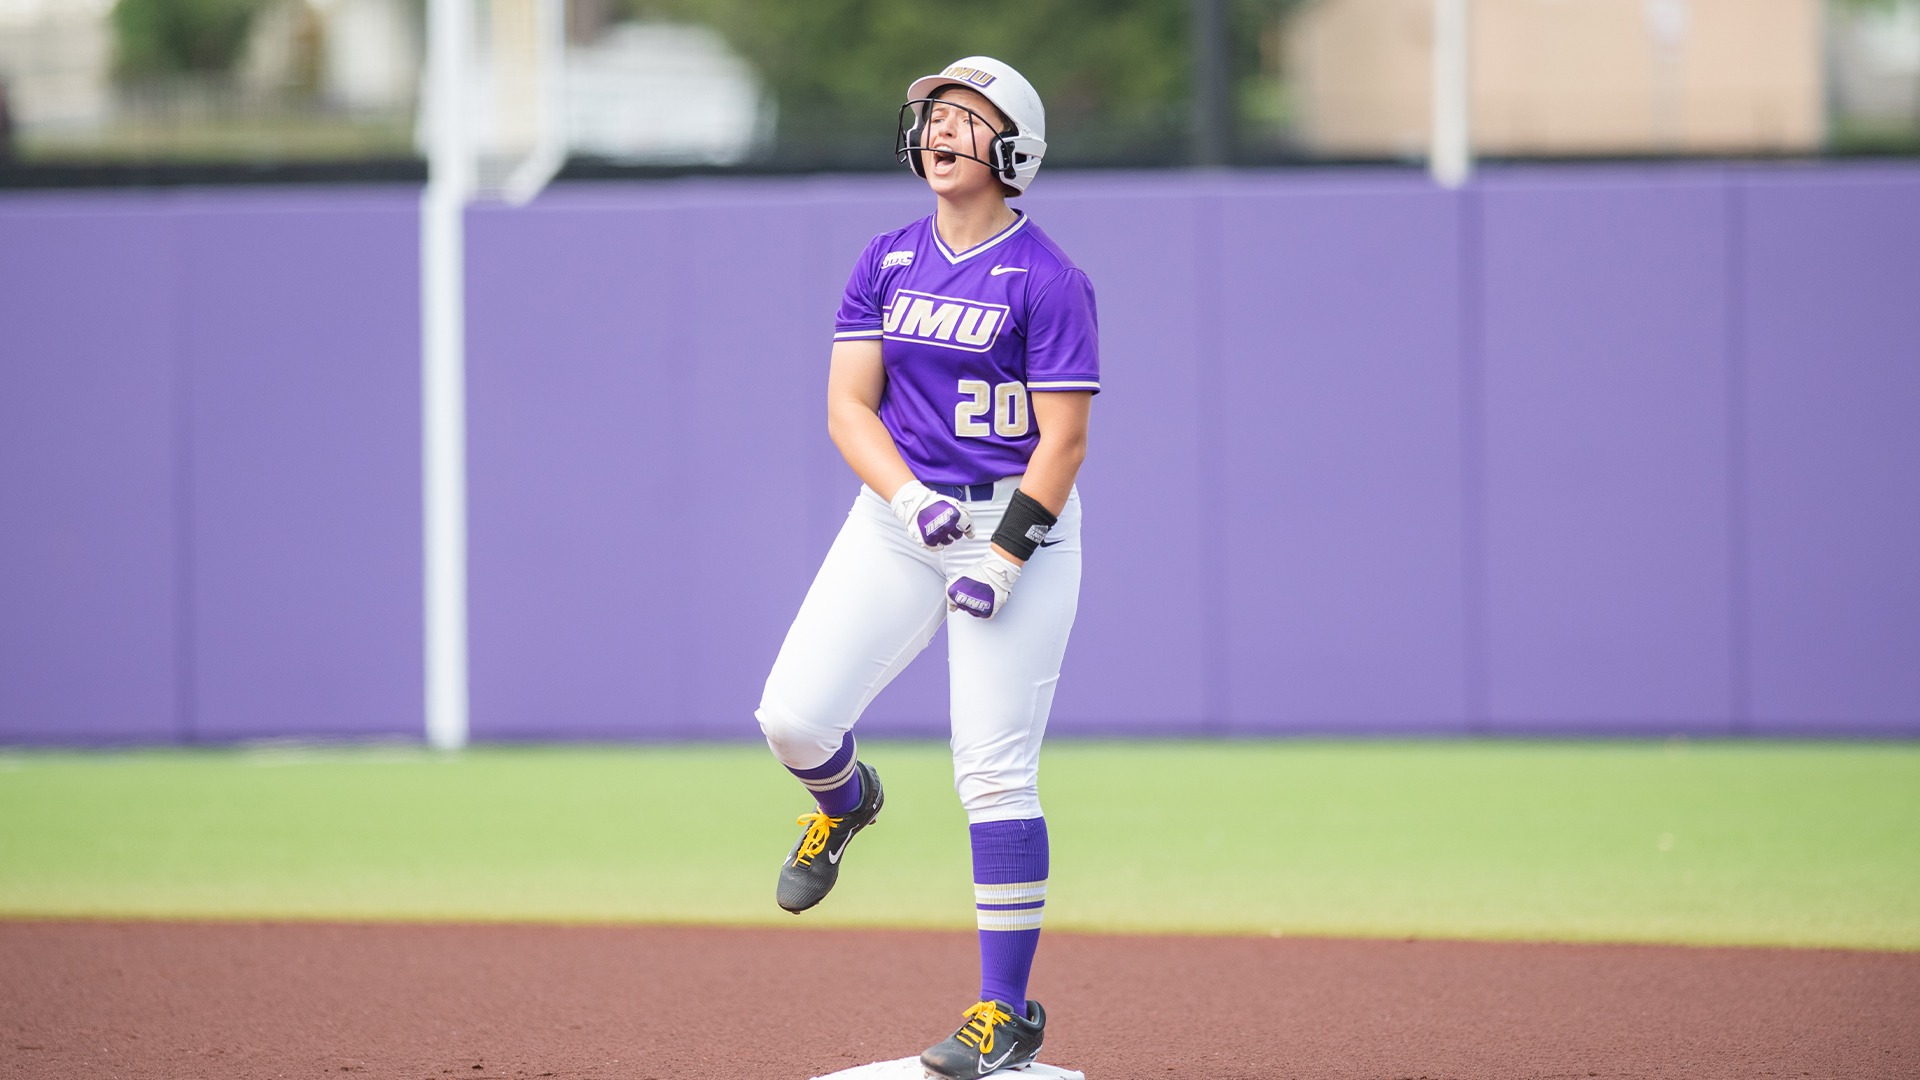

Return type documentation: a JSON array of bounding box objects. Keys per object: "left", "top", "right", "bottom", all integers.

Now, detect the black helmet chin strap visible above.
[{"left": 895, "top": 97, "right": 1018, "bottom": 181}]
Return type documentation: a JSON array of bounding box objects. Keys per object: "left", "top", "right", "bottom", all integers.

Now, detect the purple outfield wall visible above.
[
  {"left": 1, "top": 189, "right": 422, "bottom": 743},
  {"left": 1, "top": 164, "right": 1916, "bottom": 744}
]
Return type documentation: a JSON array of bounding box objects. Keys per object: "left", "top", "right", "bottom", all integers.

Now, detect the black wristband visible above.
[{"left": 991, "top": 489, "right": 1059, "bottom": 561}]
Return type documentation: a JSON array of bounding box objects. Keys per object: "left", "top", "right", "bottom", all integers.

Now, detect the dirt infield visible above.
[{"left": 3, "top": 921, "right": 1916, "bottom": 1080}]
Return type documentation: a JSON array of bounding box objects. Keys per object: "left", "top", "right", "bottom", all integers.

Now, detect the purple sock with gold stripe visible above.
[
  {"left": 788, "top": 733, "right": 861, "bottom": 816},
  {"left": 971, "top": 816, "right": 1048, "bottom": 1010}
]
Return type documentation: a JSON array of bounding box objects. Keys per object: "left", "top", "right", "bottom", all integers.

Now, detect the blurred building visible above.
[
  {"left": 1287, "top": 0, "right": 1827, "bottom": 157},
  {"left": 562, "top": 20, "right": 770, "bottom": 164},
  {"left": 0, "top": 0, "right": 765, "bottom": 165},
  {"left": 312, "top": 0, "right": 419, "bottom": 113},
  {"left": 417, "top": 9, "right": 770, "bottom": 173},
  {"left": 0, "top": 0, "right": 115, "bottom": 139}
]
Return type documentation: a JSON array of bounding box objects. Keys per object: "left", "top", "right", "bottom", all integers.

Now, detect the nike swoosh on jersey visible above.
[
  {"left": 1037, "top": 538, "right": 1063, "bottom": 548},
  {"left": 989, "top": 265, "right": 1029, "bottom": 276}
]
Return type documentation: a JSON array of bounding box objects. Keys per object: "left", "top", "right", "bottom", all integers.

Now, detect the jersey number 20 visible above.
[{"left": 955, "top": 380, "right": 1030, "bottom": 438}]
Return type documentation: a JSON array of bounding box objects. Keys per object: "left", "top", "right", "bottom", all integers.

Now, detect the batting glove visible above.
[
  {"left": 890, "top": 480, "right": 974, "bottom": 549},
  {"left": 947, "top": 552, "right": 1022, "bottom": 619}
]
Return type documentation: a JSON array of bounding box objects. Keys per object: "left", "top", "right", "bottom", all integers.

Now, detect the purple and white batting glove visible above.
[
  {"left": 890, "top": 480, "right": 974, "bottom": 549},
  {"left": 947, "top": 552, "right": 1022, "bottom": 620}
]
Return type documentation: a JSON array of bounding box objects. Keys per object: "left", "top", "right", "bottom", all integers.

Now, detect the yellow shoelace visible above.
[
  {"left": 955, "top": 1001, "right": 1015, "bottom": 1054},
  {"left": 791, "top": 811, "right": 843, "bottom": 867}
]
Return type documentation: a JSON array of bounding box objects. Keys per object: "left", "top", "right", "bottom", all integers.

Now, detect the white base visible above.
[{"left": 812, "top": 1057, "right": 1084, "bottom": 1080}]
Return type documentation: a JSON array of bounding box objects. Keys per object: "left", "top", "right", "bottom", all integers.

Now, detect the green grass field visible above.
[{"left": 2, "top": 740, "right": 1916, "bottom": 950}]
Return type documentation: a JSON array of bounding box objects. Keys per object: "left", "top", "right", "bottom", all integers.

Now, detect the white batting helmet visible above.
[{"left": 897, "top": 56, "right": 1048, "bottom": 195}]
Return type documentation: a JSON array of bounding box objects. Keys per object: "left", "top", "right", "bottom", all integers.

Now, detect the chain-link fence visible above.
[{"left": 1, "top": 0, "right": 1915, "bottom": 184}]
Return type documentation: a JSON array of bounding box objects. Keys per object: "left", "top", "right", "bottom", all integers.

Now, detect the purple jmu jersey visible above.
[{"left": 834, "top": 211, "right": 1100, "bottom": 486}]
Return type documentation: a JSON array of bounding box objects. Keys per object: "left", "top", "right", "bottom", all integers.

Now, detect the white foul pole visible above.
[
  {"left": 1431, "top": 0, "right": 1472, "bottom": 188},
  {"left": 423, "top": 0, "right": 472, "bottom": 750}
]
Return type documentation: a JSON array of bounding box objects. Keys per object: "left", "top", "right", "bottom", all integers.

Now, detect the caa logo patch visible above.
[
  {"left": 881, "top": 250, "right": 914, "bottom": 268},
  {"left": 883, "top": 289, "right": 1009, "bottom": 353},
  {"left": 942, "top": 65, "right": 997, "bottom": 88}
]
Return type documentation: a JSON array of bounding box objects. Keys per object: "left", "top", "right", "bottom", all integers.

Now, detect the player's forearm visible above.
[
  {"left": 988, "top": 430, "right": 1084, "bottom": 566},
  {"left": 1016, "top": 429, "right": 1085, "bottom": 516},
  {"left": 1015, "top": 391, "right": 1090, "bottom": 515},
  {"left": 828, "top": 401, "right": 916, "bottom": 501}
]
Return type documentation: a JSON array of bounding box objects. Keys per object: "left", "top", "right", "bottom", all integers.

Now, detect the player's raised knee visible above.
[{"left": 755, "top": 698, "right": 847, "bottom": 770}]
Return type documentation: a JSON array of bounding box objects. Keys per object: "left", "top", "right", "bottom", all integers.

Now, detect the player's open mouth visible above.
[{"left": 931, "top": 148, "right": 958, "bottom": 172}]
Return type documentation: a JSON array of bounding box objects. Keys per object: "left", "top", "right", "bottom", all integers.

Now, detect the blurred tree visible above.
[
  {"left": 112, "top": 0, "right": 275, "bottom": 79},
  {"left": 621, "top": 0, "right": 1300, "bottom": 164}
]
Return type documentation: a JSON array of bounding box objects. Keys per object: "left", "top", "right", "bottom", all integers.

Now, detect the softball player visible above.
[{"left": 754, "top": 56, "right": 1097, "bottom": 1080}]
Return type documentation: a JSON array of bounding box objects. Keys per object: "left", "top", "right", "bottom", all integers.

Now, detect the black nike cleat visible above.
[
  {"left": 775, "top": 760, "right": 883, "bottom": 913},
  {"left": 920, "top": 999, "right": 1045, "bottom": 1080}
]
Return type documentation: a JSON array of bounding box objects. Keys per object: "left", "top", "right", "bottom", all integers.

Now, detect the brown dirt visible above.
[{"left": 2, "top": 921, "right": 1915, "bottom": 1080}]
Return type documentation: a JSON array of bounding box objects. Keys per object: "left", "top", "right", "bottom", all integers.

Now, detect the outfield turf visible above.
[{"left": 1, "top": 740, "right": 1915, "bottom": 950}]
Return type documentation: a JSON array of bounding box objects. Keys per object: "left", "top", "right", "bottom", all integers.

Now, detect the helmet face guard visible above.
[
  {"left": 895, "top": 58, "right": 1048, "bottom": 194},
  {"left": 895, "top": 96, "right": 1021, "bottom": 185}
]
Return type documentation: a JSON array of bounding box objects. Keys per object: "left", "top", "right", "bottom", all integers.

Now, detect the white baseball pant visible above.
[{"left": 756, "top": 477, "right": 1082, "bottom": 823}]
